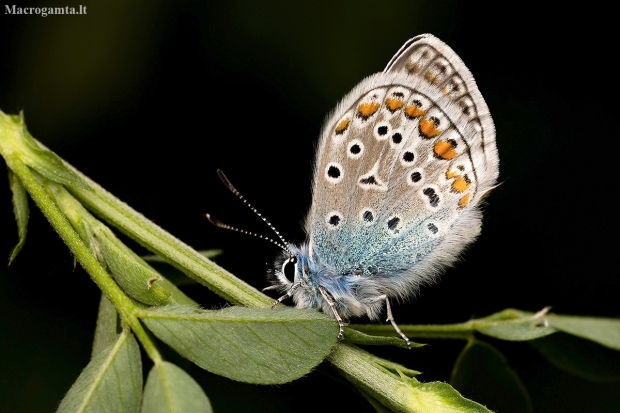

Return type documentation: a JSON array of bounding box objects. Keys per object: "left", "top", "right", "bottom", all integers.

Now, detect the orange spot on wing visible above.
[
  {"left": 335, "top": 118, "right": 350, "bottom": 134},
  {"left": 385, "top": 98, "right": 405, "bottom": 112},
  {"left": 420, "top": 117, "right": 442, "bottom": 138},
  {"left": 405, "top": 105, "right": 425, "bottom": 118},
  {"left": 357, "top": 102, "right": 380, "bottom": 119},
  {"left": 434, "top": 140, "right": 457, "bottom": 160},
  {"left": 458, "top": 193, "right": 470, "bottom": 208},
  {"left": 452, "top": 176, "right": 470, "bottom": 192}
]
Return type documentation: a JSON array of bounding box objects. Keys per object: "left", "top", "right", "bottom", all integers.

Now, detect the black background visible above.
[{"left": 1, "top": 1, "right": 617, "bottom": 412}]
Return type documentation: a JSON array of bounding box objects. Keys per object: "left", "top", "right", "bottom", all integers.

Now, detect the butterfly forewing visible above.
[{"left": 307, "top": 34, "right": 498, "bottom": 282}]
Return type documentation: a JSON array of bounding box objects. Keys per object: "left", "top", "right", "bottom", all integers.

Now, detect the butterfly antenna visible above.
[
  {"left": 205, "top": 213, "right": 289, "bottom": 252},
  {"left": 208, "top": 169, "right": 294, "bottom": 255}
]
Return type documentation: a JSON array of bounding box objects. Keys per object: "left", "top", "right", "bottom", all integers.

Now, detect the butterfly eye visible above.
[{"left": 282, "top": 257, "right": 298, "bottom": 282}]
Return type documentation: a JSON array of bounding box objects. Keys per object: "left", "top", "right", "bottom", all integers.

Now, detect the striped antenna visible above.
[
  {"left": 205, "top": 213, "right": 289, "bottom": 252},
  {"left": 206, "top": 170, "right": 293, "bottom": 255}
]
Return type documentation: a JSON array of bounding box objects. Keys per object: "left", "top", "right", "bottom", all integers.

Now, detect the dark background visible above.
[{"left": 1, "top": 1, "right": 617, "bottom": 412}]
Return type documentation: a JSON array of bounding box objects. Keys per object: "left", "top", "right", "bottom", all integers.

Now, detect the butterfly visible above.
[{"left": 209, "top": 34, "right": 498, "bottom": 347}]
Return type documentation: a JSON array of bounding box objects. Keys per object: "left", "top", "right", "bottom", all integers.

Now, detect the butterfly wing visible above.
[{"left": 306, "top": 34, "right": 498, "bottom": 298}]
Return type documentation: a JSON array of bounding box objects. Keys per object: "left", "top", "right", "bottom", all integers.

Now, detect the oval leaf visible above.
[
  {"left": 27, "top": 145, "right": 92, "bottom": 189},
  {"left": 141, "top": 362, "right": 212, "bottom": 413},
  {"left": 547, "top": 314, "right": 620, "bottom": 350},
  {"left": 532, "top": 333, "right": 620, "bottom": 382},
  {"left": 141, "top": 305, "right": 339, "bottom": 384},
  {"left": 57, "top": 331, "right": 142, "bottom": 413},
  {"left": 451, "top": 340, "right": 532, "bottom": 413},
  {"left": 92, "top": 294, "right": 121, "bottom": 358},
  {"left": 94, "top": 225, "right": 172, "bottom": 306}
]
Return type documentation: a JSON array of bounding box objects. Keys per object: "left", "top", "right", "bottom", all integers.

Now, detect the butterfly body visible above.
[{"left": 267, "top": 35, "right": 498, "bottom": 338}]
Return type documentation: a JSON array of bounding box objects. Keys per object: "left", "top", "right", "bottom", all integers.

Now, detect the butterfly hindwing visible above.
[
  {"left": 385, "top": 33, "right": 498, "bottom": 192},
  {"left": 307, "top": 34, "right": 498, "bottom": 290}
]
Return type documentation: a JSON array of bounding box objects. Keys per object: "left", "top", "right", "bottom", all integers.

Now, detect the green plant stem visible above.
[
  {"left": 126, "top": 317, "right": 162, "bottom": 364},
  {"left": 6, "top": 159, "right": 162, "bottom": 363},
  {"left": 353, "top": 321, "right": 476, "bottom": 340},
  {"left": 328, "top": 344, "right": 416, "bottom": 413}
]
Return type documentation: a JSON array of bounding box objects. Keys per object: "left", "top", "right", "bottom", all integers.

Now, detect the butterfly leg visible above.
[
  {"left": 370, "top": 295, "right": 411, "bottom": 349},
  {"left": 271, "top": 282, "right": 301, "bottom": 309},
  {"left": 385, "top": 298, "right": 411, "bottom": 349},
  {"left": 318, "top": 286, "right": 345, "bottom": 340}
]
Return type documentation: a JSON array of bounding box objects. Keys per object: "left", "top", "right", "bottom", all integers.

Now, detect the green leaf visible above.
[
  {"left": 547, "top": 314, "right": 620, "bottom": 350},
  {"left": 26, "top": 144, "right": 92, "bottom": 189},
  {"left": 92, "top": 294, "right": 121, "bottom": 358},
  {"left": 94, "top": 224, "right": 172, "bottom": 305},
  {"left": 18, "top": 127, "right": 91, "bottom": 190},
  {"left": 44, "top": 181, "right": 193, "bottom": 306},
  {"left": 7, "top": 169, "right": 29, "bottom": 263},
  {"left": 451, "top": 340, "right": 532, "bottom": 413},
  {"left": 57, "top": 331, "right": 143, "bottom": 413},
  {"left": 475, "top": 311, "right": 556, "bottom": 341},
  {"left": 141, "top": 305, "right": 339, "bottom": 384},
  {"left": 43, "top": 180, "right": 172, "bottom": 306},
  {"left": 344, "top": 327, "right": 425, "bottom": 349},
  {"left": 328, "top": 343, "right": 492, "bottom": 413},
  {"left": 141, "top": 362, "right": 212, "bottom": 413},
  {"left": 531, "top": 333, "right": 620, "bottom": 382},
  {"left": 404, "top": 379, "right": 493, "bottom": 413}
]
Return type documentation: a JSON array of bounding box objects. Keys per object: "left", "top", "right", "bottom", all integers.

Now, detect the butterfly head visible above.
[
  {"left": 270, "top": 243, "right": 311, "bottom": 290},
  {"left": 268, "top": 242, "right": 386, "bottom": 320},
  {"left": 269, "top": 243, "right": 326, "bottom": 309}
]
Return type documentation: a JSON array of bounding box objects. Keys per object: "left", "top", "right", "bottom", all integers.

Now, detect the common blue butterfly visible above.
[{"left": 210, "top": 34, "right": 498, "bottom": 347}]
